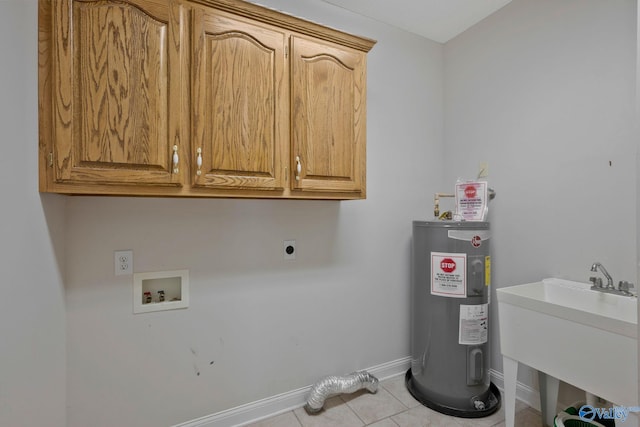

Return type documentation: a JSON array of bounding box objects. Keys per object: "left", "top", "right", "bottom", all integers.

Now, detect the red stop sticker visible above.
[
  {"left": 440, "top": 258, "right": 456, "bottom": 273},
  {"left": 464, "top": 185, "right": 477, "bottom": 198}
]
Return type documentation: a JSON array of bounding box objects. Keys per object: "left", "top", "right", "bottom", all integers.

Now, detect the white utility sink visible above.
[{"left": 497, "top": 278, "right": 638, "bottom": 427}]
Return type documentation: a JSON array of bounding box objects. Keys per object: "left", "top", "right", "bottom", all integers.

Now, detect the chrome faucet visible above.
[
  {"left": 590, "top": 262, "right": 614, "bottom": 289},
  {"left": 589, "top": 262, "right": 635, "bottom": 296}
]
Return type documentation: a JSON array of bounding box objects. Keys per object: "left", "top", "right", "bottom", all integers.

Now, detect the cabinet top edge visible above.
[{"left": 190, "top": 0, "right": 377, "bottom": 52}]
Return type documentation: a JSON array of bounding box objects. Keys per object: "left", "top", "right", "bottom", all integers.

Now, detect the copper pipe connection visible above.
[{"left": 434, "top": 193, "right": 454, "bottom": 218}]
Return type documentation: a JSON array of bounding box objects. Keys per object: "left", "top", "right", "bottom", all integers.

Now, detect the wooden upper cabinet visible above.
[
  {"left": 41, "top": 0, "right": 187, "bottom": 191},
  {"left": 291, "top": 36, "right": 367, "bottom": 196},
  {"left": 39, "top": 0, "right": 375, "bottom": 198},
  {"left": 191, "top": 9, "right": 287, "bottom": 191}
]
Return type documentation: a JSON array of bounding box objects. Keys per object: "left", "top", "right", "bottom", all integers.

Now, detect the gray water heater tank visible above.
[{"left": 406, "top": 220, "right": 500, "bottom": 417}]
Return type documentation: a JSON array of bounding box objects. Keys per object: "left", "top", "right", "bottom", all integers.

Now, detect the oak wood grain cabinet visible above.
[
  {"left": 190, "top": 6, "right": 287, "bottom": 192},
  {"left": 39, "top": 0, "right": 376, "bottom": 199},
  {"left": 39, "top": 0, "right": 189, "bottom": 193},
  {"left": 290, "top": 35, "right": 367, "bottom": 194}
]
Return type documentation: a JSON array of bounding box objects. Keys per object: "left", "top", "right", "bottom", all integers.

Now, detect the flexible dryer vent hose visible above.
[{"left": 305, "top": 370, "right": 379, "bottom": 413}]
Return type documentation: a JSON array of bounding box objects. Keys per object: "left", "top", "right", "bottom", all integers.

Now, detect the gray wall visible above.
[
  {"left": 443, "top": 0, "right": 637, "bottom": 386},
  {"left": 62, "top": 1, "right": 445, "bottom": 426},
  {"left": 3, "top": 0, "right": 638, "bottom": 425},
  {"left": 637, "top": 0, "right": 640, "bottom": 411},
  {"left": 0, "top": 1, "right": 67, "bottom": 426}
]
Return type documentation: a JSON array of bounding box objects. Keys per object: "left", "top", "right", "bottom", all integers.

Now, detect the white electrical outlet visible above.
[
  {"left": 115, "top": 250, "right": 133, "bottom": 276},
  {"left": 284, "top": 240, "right": 296, "bottom": 260}
]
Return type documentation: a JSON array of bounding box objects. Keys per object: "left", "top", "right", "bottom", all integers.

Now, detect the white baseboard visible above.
[
  {"left": 174, "top": 360, "right": 548, "bottom": 427},
  {"left": 489, "top": 368, "right": 541, "bottom": 411},
  {"left": 173, "top": 357, "right": 412, "bottom": 427}
]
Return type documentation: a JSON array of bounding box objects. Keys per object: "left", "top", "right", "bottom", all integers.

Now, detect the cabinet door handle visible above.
[
  {"left": 295, "top": 156, "right": 301, "bottom": 181},
  {"left": 196, "top": 148, "right": 202, "bottom": 176},
  {"left": 172, "top": 145, "right": 179, "bottom": 174}
]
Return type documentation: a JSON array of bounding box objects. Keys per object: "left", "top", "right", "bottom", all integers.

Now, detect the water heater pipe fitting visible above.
[
  {"left": 434, "top": 193, "right": 454, "bottom": 218},
  {"left": 305, "top": 370, "right": 379, "bottom": 413}
]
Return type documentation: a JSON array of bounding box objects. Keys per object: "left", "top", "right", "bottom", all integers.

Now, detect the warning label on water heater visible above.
[
  {"left": 459, "top": 304, "right": 488, "bottom": 345},
  {"left": 431, "top": 252, "right": 467, "bottom": 298},
  {"left": 455, "top": 181, "right": 488, "bottom": 221}
]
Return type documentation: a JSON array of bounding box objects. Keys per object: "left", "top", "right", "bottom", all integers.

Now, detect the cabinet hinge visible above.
[
  {"left": 48, "top": 152, "right": 53, "bottom": 167},
  {"left": 285, "top": 46, "right": 288, "bottom": 59}
]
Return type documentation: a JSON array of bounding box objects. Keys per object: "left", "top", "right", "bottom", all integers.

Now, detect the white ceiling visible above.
[{"left": 320, "top": 0, "right": 513, "bottom": 43}]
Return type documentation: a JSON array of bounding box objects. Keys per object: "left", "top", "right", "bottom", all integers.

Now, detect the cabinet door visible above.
[
  {"left": 51, "top": 0, "right": 186, "bottom": 187},
  {"left": 291, "top": 36, "right": 367, "bottom": 195},
  {"left": 192, "top": 10, "right": 287, "bottom": 191}
]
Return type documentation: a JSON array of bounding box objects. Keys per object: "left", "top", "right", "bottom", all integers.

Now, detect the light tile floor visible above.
[{"left": 244, "top": 375, "right": 542, "bottom": 427}]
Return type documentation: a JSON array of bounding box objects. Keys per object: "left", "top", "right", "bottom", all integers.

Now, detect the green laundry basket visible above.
[{"left": 554, "top": 402, "right": 615, "bottom": 427}]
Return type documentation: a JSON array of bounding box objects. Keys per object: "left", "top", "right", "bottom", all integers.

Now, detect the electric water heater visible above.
[{"left": 406, "top": 220, "right": 500, "bottom": 417}]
